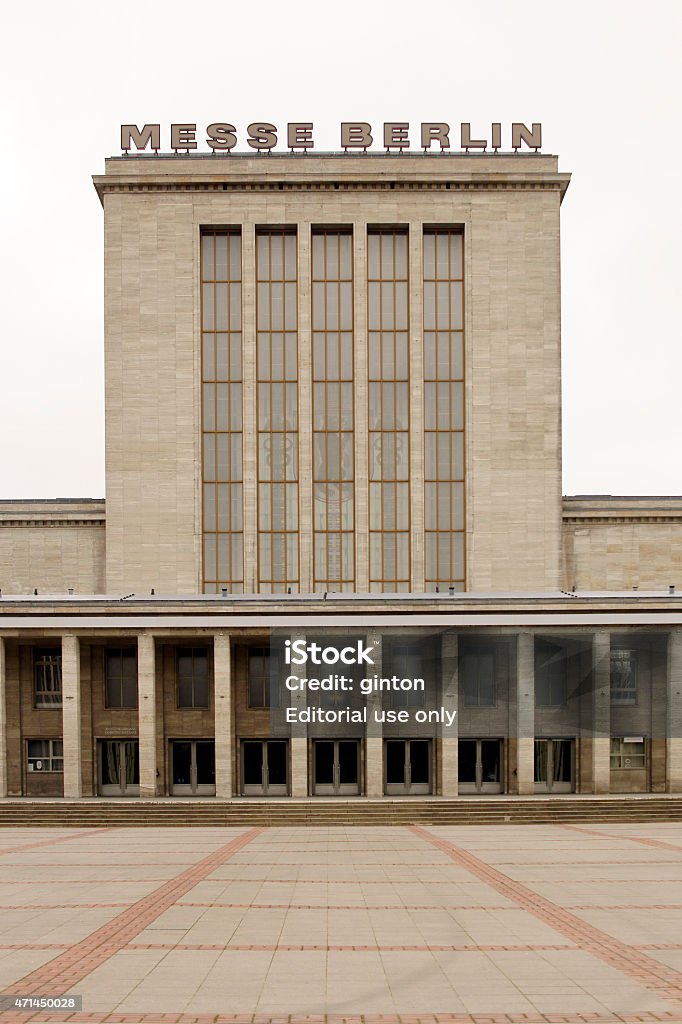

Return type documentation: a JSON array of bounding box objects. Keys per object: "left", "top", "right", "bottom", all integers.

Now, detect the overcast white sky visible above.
[{"left": 0, "top": 0, "right": 680, "bottom": 498}]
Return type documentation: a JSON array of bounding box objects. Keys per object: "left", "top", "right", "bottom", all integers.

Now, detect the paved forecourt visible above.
[{"left": 0, "top": 823, "right": 681, "bottom": 1022}]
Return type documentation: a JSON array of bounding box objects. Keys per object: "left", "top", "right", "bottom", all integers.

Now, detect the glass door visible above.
[
  {"left": 241, "top": 740, "right": 288, "bottom": 796},
  {"left": 458, "top": 739, "right": 503, "bottom": 793},
  {"left": 313, "top": 739, "right": 360, "bottom": 795},
  {"left": 385, "top": 740, "right": 432, "bottom": 795},
  {"left": 99, "top": 740, "right": 139, "bottom": 796},
  {"left": 171, "top": 740, "right": 215, "bottom": 796},
  {"left": 534, "top": 738, "right": 575, "bottom": 793}
]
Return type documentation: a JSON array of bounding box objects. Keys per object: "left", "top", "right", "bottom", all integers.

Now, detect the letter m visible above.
[{"left": 121, "top": 124, "right": 161, "bottom": 153}]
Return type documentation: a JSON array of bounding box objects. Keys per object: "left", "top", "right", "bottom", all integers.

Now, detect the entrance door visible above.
[
  {"left": 385, "top": 740, "right": 432, "bottom": 795},
  {"left": 241, "top": 740, "right": 288, "bottom": 796},
  {"left": 313, "top": 740, "right": 360, "bottom": 796},
  {"left": 534, "top": 738, "right": 574, "bottom": 793},
  {"left": 458, "top": 739, "right": 503, "bottom": 793},
  {"left": 99, "top": 740, "right": 139, "bottom": 796},
  {"left": 171, "top": 740, "right": 216, "bottom": 796}
]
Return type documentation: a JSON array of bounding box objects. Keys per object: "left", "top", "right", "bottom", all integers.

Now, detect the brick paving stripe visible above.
[
  {"left": 411, "top": 825, "right": 682, "bottom": 1011},
  {"left": 0, "top": 828, "right": 262, "bottom": 999}
]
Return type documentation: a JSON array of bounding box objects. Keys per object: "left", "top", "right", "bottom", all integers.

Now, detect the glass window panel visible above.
[
  {"left": 325, "top": 236, "right": 339, "bottom": 278},
  {"left": 284, "top": 234, "right": 296, "bottom": 277},
  {"left": 270, "top": 334, "right": 284, "bottom": 379},
  {"left": 395, "top": 384, "right": 409, "bottom": 429},
  {"left": 203, "top": 484, "right": 216, "bottom": 532},
  {"left": 285, "top": 333, "right": 297, "bottom": 379},
  {"left": 325, "top": 283, "right": 338, "bottom": 330},
  {"left": 425, "top": 483, "right": 437, "bottom": 530},
  {"left": 202, "top": 284, "right": 214, "bottom": 330},
  {"left": 395, "top": 334, "right": 408, "bottom": 379},
  {"left": 284, "top": 283, "right": 297, "bottom": 329},
  {"left": 340, "top": 383, "right": 353, "bottom": 429},
  {"left": 437, "top": 533, "right": 451, "bottom": 577},
  {"left": 203, "top": 434, "right": 216, "bottom": 481},
  {"left": 259, "top": 533, "right": 272, "bottom": 578},
  {"left": 202, "top": 234, "right": 215, "bottom": 279},
  {"left": 383, "top": 534, "right": 396, "bottom": 578},
  {"left": 340, "top": 333, "right": 353, "bottom": 378},
  {"left": 450, "top": 282, "right": 463, "bottom": 330},
  {"left": 381, "top": 282, "right": 394, "bottom": 329},
  {"left": 286, "top": 483, "right": 298, "bottom": 528},
  {"left": 396, "top": 483, "right": 409, "bottom": 529},
  {"left": 436, "top": 282, "right": 449, "bottom": 329},
  {"left": 285, "top": 382, "right": 298, "bottom": 430},
  {"left": 368, "top": 282, "right": 381, "bottom": 330},
  {"left": 216, "top": 434, "right": 229, "bottom": 479},
  {"left": 217, "top": 534, "right": 230, "bottom": 579},
  {"left": 202, "top": 334, "right": 215, "bottom": 379},
  {"left": 257, "top": 283, "right": 270, "bottom": 329},
  {"left": 312, "top": 283, "right": 325, "bottom": 329},
  {"left": 229, "top": 383, "right": 242, "bottom": 430},
  {"left": 229, "top": 335, "right": 241, "bottom": 380},
  {"left": 256, "top": 235, "right": 269, "bottom": 278},
  {"left": 339, "top": 234, "right": 352, "bottom": 278},
  {"left": 423, "top": 234, "right": 435, "bottom": 279},
  {"left": 449, "top": 234, "right": 463, "bottom": 278},
  {"left": 204, "top": 533, "right": 217, "bottom": 580},
  {"left": 257, "top": 335, "right": 270, "bottom": 379},
  {"left": 231, "top": 483, "right": 243, "bottom": 529},
  {"left": 313, "top": 333, "right": 325, "bottom": 378},
  {"left": 339, "top": 282, "right": 352, "bottom": 330},
  {"left": 270, "top": 282, "right": 283, "bottom": 330},
  {"left": 381, "top": 336, "right": 395, "bottom": 378},
  {"left": 394, "top": 234, "right": 407, "bottom": 279},
  {"left": 395, "top": 285, "right": 408, "bottom": 331},
  {"left": 368, "top": 334, "right": 381, "bottom": 378},
  {"left": 229, "top": 283, "right": 241, "bottom": 330},
  {"left": 270, "top": 236, "right": 283, "bottom": 278},
  {"left": 213, "top": 333, "right": 227, "bottom": 380},
  {"left": 367, "top": 235, "right": 380, "bottom": 279},
  {"left": 423, "top": 281, "right": 436, "bottom": 330},
  {"left": 215, "top": 286, "right": 227, "bottom": 330},
  {"left": 436, "top": 233, "right": 449, "bottom": 277},
  {"left": 312, "top": 235, "right": 324, "bottom": 277},
  {"left": 216, "top": 485, "right": 228, "bottom": 531},
  {"left": 450, "top": 383, "right": 464, "bottom": 429},
  {"left": 229, "top": 236, "right": 241, "bottom": 279},
  {"left": 203, "top": 383, "right": 215, "bottom": 431},
  {"left": 325, "top": 334, "right": 339, "bottom": 379}
]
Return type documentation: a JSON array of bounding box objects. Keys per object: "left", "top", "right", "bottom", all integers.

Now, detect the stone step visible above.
[{"left": 1, "top": 797, "right": 682, "bottom": 827}]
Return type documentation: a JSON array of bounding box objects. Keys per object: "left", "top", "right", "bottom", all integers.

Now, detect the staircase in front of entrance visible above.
[{"left": 1, "top": 796, "right": 682, "bottom": 827}]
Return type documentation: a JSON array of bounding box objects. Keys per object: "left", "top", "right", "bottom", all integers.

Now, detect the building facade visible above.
[{"left": 1, "top": 150, "right": 681, "bottom": 800}]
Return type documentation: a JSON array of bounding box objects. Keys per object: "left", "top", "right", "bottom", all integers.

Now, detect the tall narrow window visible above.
[
  {"left": 33, "top": 648, "right": 62, "bottom": 708},
  {"left": 423, "top": 230, "right": 465, "bottom": 591},
  {"left": 312, "top": 231, "right": 354, "bottom": 592},
  {"left": 367, "top": 230, "right": 410, "bottom": 592},
  {"left": 201, "top": 230, "right": 243, "bottom": 593},
  {"left": 256, "top": 231, "right": 299, "bottom": 592}
]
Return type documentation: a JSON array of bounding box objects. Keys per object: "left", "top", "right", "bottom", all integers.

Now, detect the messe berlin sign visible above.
[{"left": 120, "top": 122, "right": 542, "bottom": 154}]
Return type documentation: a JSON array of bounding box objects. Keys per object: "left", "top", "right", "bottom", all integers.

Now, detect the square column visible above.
[
  {"left": 365, "top": 632, "right": 383, "bottom": 797},
  {"left": 590, "top": 632, "right": 611, "bottom": 794},
  {"left": 0, "top": 638, "right": 7, "bottom": 798},
  {"left": 667, "top": 630, "right": 682, "bottom": 792},
  {"left": 440, "top": 632, "right": 458, "bottom": 796},
  {"left": 515, "top": 632, "right": 535, "bottom": 794},
  {"left": 214, "top": 633, "right": 233, "bottom": 798},
  {"left": 289, "top": 632, "right": 308, "bottom": 797},
  {"left": 61, "top": 635, "right": 82, "bottom": 799},
  {"left": 137, "top": 634, "right": 157, "bottom": 798}
]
